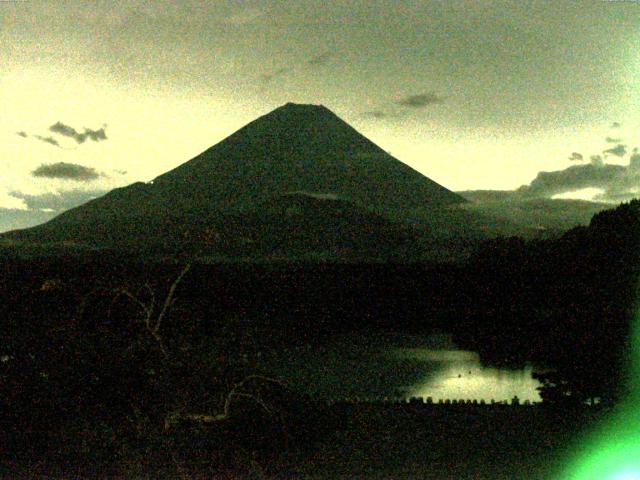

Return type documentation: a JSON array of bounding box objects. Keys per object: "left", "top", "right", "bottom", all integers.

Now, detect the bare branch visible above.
[
  {"left": 149, "top": 329, "right": 170, "bottom": 359},
  {"left": 164, "top": 374, "right": 287, "bottom": 430},
  {"left": 223, "top": 375, "right": 285, "bottom": 418},
  {"left": 153, "top": 263, "right": 192, "bottom": 334}
]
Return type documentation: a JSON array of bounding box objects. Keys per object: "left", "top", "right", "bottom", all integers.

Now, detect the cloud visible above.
[
  {"left": 519, "top": 163, "right": 626, "bottom": 197},
  {"left": 34, "top": 135, "right": 61, "bottom": 147},
  {"left": 0, "top": 209, "right": 57, "bottom": 234},
  {"left": 603, "top": 143, "right": 627, "bottom": 158},
  {"left": 611, "top": 122, "right": 621, "bottom": 128},
  {"left": 49, "top": 121, "right": 108, "bottom": 144},
  {"left": 31, "top": 162, "right": 101, "bottom": 181},
  {"left": 258, "top": 50, "right": 335, "bottom": 86},
  {"left": 307, "top": 51, "right": 333, "bottom": 66},
  {"left": 9, "top": 189, "right": 106, "bottom": 211},
  {"left": 49, "top": 121, "right": 77, "bottom": 138},
  {"left": 259, "top": 67, "right": 290, "bottom": 83},
  {"left": 363, "top": 110, "right": 387, "bottom": 119},
  {"left": 605, "top": 137, "right": 622, "bottom": 143},
  {"left": 17, "top": 122, "right": 106, "bottom": 148},
  {"left": 568, "top": 152, "right": 583, "bottom": 161},
  {"left": 0, "top": 191, "right": 28, "bottom": 210},
  {"left": 81, "top": 126, "right": 108, "bottom": 142},
  {"left": 518, "top": 155, "right": 640, "bottom": 202},
  {"left": 397, "top": 92, "right": 445, "bottom": 108}
]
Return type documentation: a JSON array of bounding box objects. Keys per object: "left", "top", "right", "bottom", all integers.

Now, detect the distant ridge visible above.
[{"left": 2, "top": 103, "right": 469, "bottom": 257}]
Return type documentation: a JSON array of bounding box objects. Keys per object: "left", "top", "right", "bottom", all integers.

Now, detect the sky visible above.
[{"left": 1, "top": 0, "right": 639, "bottom": 231}]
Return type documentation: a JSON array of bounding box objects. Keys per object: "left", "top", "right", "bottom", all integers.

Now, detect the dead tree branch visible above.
[{"left": 163, "top": 375, "right": 286, "bottom": 430}]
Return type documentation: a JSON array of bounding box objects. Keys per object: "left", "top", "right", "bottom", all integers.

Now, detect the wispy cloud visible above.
[
  {"left": 259, "top": 50, "right": 336, "bottom": 85},
  {"left": 16, "top": 122, "right": 107, "bottom": 148},
  {"left": 49, "top": 121, "right": 107, "bottom": 144},
  {"left": 610, "top": 122, "right": 621, "bottom": 129},
  {"left": 363, "top": 110, "right": 388, "bottom": 119},
  {"left": 10, "top": 189, "right": 106, "bottom": 211},
  {"left": 31, "top": 162, "right": 101, "bottom": 181},
  {"left": 605, "top": 136, "right": 622, "bottom": 143},
  {"left": 0, "top": 190, "right": 28, "bottom": 210},
  {"left": 397, "top": 92, "right": 445, "bottom": 108},
  {"left": 34, "top": 135, "right": 61, "bottom": 148},
  {"left": 568, "top": 152, "right": 583, "bottom": 161},
  {"left": 259, "top": 67, "right": 290, "bottom": 83}
]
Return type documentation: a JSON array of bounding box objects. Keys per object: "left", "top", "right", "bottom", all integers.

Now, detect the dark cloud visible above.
[
  {"left": 397, "top": 92, "right": 445, "bottom": 108},
  {"left": 307, "top": 51, "right": 333, "bottom": 66},
  {"left": 9, "top": 189, "right": 107, "bottom": 211},
  {"left": 31, "top": 162, "right": 101, "bottom": 181},
  {"left": 259, "top": 51, "right": 334, "bottom": 86},
  {"left": 259, "top": 67, "right": 289, "bottom": 83},
  {"left": 49, "top": 121, "right": 78, "bottom": 138},
  {"left": 610, "top": 122, "right": 621, "bottom": 128},
  {"left": 82, "top": 126, "right": 108, "bottom": 142},
  {"left": 363, "top": 110, "right": 387, "bottom": 119},
  {"left": 605, "top": 136, "right": 622, "bottom": 143},
  {"left": 603, "top": 144, "right": 627, "bottom": 158},
  {"left": 518, "top": 155, "right": 640, "bottom": 202},
  {"left": 519, "top": 163, "right": 626, "bottom": 197},
  {"left": 49, "top": 121, "right": 108, "bottom": 144},
  {"left": 16, "top": 131, "right": 28, "bottom": 138},
  {"left": 34, "top": 135, "right": 61, "bottom": 147},
  {"left": 568, "top": 152, "right": 583, "bottom": 161}
]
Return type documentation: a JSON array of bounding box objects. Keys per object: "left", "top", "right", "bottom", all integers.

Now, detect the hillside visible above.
[{"left": 458, "top": 190, "right": 612, "bottom": 238}]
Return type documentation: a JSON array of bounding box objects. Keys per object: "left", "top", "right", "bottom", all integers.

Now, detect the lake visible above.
[{"left": 261, "top": 332, "right": 542, "bottom": 403}]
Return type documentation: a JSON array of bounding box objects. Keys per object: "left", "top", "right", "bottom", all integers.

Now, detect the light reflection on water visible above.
[
  {"left": 263, "top": 332, "right": 542, "bottom": 402},
  {"left": 397, "top": 348, "right": 541, "bottom": 403}
]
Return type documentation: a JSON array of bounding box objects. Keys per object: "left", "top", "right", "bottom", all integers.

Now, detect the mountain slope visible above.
[{"left": 151, "top": 102, "right": 465, "bottom": 215}]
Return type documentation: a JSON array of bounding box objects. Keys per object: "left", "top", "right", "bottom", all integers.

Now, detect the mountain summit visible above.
[
  {"left": 3, "top": 103, "right": 467, "bottom": 255},
  {"left": 150, "top": 102, "right": 464, "bottom": 213}
]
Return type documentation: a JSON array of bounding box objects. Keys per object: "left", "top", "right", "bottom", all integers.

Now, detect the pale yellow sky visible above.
[{"left": 1, "top": 1, "right": 639, "bottom": 224}]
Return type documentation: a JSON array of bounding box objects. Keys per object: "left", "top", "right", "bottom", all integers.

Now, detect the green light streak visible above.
[{"left": 562, "top": 299, "right": 640, "bottom": 480}]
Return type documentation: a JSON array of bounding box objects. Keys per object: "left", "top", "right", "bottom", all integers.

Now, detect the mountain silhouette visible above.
[{"left": 3, "top": 103, "right": 473, "bottom": 258}]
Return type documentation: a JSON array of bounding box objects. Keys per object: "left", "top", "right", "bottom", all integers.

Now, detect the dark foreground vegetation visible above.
[
  {"left": 1, "top": 200, "right": 638, "bottom": 477},
  {"left": 3, "top": 398, "right": 608, "bottom": 479}
]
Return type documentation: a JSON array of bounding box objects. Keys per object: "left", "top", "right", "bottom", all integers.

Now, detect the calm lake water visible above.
[{"left": 261, "top": 332, "right": 542, "bottom": 403}]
